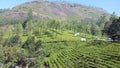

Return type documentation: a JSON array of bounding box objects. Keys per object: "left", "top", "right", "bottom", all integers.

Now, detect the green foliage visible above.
[
  {"left": 103, "top": 12, "right": 118, "bottom": 35},
  {"left": 44, "top": 31, "right": 53, "bottom": 37},
  {"left": 22, "top": 36, "right": 42, "bottom": 56},
  {"left": 96, "top": 14, "right": 107, "bottom": 27},
  {"left": 0, "top": 1, "right": 116, "bottom": 68},
  {"left": 43, "top": 41, "right": 120, "bottom": 68},
  {"left": 35, "top": 40, "right": 42, "bottom": 51},
  {"left": 90, "top": 23, "right": 101, "bottom": 36},
  {"left": 110, "top": 12, "right": 119, "bottom": 21},
  {"left": 0, "top": 27, "right": 4, "bottom": 44},
  {"left": 0, "top": 12, "right": 118, "bottom": 68},
  {"left": 22, "top": 36, "right": 35, "bottom": 53},
  {"left": 16, "top": 23, "right": 23, "bottom": 35},
  {"left": 0, "top": 46, "right": 26, "bottom": 65},
  {"left": 27, "top": 9, "right": 33, "bottom": 21},
  {"left": 22, "top": 10, "right": 33, "bottom": 29},
  {"left": 33, "top": 30, "right": 41, "bottom": 36},
  {"left": 10, "top": 35, "right": 21, "bottom": 45},
  {"left": 3, "top": 35, "right": 21, "bottom": 46},
  {"left": 26, "top": 20, "right": 33, "bottom": 35},
  {"left": 103, "top": 12, "right": 120, "bottom": 40},
  {"left": 107, "top": 17, "right": 120, "bottom": 39}
]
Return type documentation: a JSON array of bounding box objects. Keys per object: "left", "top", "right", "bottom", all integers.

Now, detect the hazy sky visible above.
[{"left": 0, "top": 0, "right": 119, "bottom": 16}]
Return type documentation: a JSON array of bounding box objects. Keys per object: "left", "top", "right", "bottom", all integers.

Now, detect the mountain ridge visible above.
[{"left": 0, "top": 1, "right": 110, "bottom": 25}]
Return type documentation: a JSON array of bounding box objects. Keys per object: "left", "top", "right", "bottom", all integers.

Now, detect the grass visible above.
[
  {"left": 43, "top": 41, "right": 120, "bottom": 68},
  {"left": 1, "top": 25, "right": 120, "bottom": 68}
]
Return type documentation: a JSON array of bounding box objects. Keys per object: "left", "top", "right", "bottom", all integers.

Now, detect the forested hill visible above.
[{"left": 0, "top": 0, "right": 109, "bottom": 25}]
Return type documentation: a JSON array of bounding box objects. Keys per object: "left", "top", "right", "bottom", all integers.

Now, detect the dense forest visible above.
[{"left": 0, "top": 1, "right": 120, "bottom": 68}]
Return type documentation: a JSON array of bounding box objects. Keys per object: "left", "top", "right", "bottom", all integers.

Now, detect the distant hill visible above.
[{"left": 0, "top": 1, "right": 109, "bottom": 25}]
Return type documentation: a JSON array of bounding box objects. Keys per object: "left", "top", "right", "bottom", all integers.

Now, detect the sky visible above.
[{"left": 0, "top": 0, "right": 120, "bottom": 16}]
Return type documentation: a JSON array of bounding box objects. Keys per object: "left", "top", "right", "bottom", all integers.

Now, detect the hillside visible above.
[
  {"left": 0, "top": 1, "right": 120, "bottom": 68},
  {"left": 0, "top": 1, "right": 109, "bottom": 25}
]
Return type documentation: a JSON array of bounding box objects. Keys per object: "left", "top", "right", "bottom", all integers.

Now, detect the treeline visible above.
[
  {"left": 0, "top": 35, "right": 44, "bottom": 68},
  {"left": 0, "top": 9, "right": 119, "bottom": 38},
  {"left": 0, "top": 19, "right": 101, "bottom": 37},
  {"left": 0, "top": 10, "right": 119, "bottom": 67},
  {"left": 103, "top": 12, "right": 120, "bottom": 40},
  {"left": 0, "top": 9, "right": 108, "bottom": 37}
]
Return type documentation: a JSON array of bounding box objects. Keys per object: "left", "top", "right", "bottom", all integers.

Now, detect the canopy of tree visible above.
[
  {"left": 103, "top": 12, "right": 120, "bottom": 40},
  {"left": 107, "top": 17, "right": 120, "bottom": 40}
]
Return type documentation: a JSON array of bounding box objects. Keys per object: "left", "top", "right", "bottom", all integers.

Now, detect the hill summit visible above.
[{"left": 0, "top": 1, "right": 109, "bottom": 24}]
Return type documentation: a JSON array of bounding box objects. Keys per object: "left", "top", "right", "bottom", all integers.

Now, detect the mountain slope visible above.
[{"left": 0, "top": 1, "right": 109, "bottom": 24}]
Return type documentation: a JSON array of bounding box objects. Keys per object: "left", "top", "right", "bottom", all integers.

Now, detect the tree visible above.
[
  {"left": 3, "top": 35, "right": 21, "bottom": 46},
  {"left": 103, "top": 12, "right": 118, "bottom": 36},
  {"left": 26, "top": 20, "right": 33, "bottom": 35},
  {"left": 110, "top": 12, "right": 118, "bottom": 21},
  {"left": 0, "top": 46, "right": 26, "bottom": 65},
  {"left": 107, "top": 17, "right": 120, "bottom": 40},
  {"left": 17, "top": 23, "right": 23, "bottom": 34},
  {"left": 90, "top": 24, "right": 101, "bottom": 36},
  {"left": 22, "top": 9, "right": 33, "bottom": 29},
  {"left": 22, "top": 36, "right": 42, "bottom": 56},
  {"left": 27, "top": 9, "right": 33, "bottom": 21},
  {"left": 13, "top": 23, "right": 23, "bottom": 35},
  {"left": 22, "top": 36, "right": 35, "bottom": 49},
  {"left": 86, "top": 24, "right": 91, "bottom": 34},
  {"left": 96, "top": 14, "right": 107, "bottom": 30},
  {"left": 35, "top": 40, "right": 42, "bottom": 51},
  {"left": 0, "top": 27, "right": 3, "bottom": 44}
]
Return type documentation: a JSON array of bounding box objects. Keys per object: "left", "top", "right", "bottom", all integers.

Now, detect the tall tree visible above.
[
  {"left": 26, "top": 20, "right": 33, "bottom": 35},
  {"left": 22, "top": 9, "right": 33, "bottom": 29},
  {"left": 107, "top": 17, "right": 120, "bottom": 40},
  {"left": 22, "top": 36, "right": 35, "bottom": 54},
  {"left": 96, "top": 14, "right": 107, "bottom": 30},
  {"left": 14, "top": 23, "right": 23, "bottom": 35},
  {"left": 90, "top": 24, "right": 101, "bottom": 36},
  {"left": 27, "top": 9, "right": 33, "bottom": 21},
  {"left": 103, "top": 12, "right": 118, "bottom": 35},
  {"left": 110, "top": 12, "right": 118, "bottom": 21},
  {"left": 0, "top": 27, "right": 3, "bottom": 44}
]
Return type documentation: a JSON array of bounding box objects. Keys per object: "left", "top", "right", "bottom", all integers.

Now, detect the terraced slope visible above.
[{"left": 43, "top": 41, "right": 120, "bottom": 68}]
